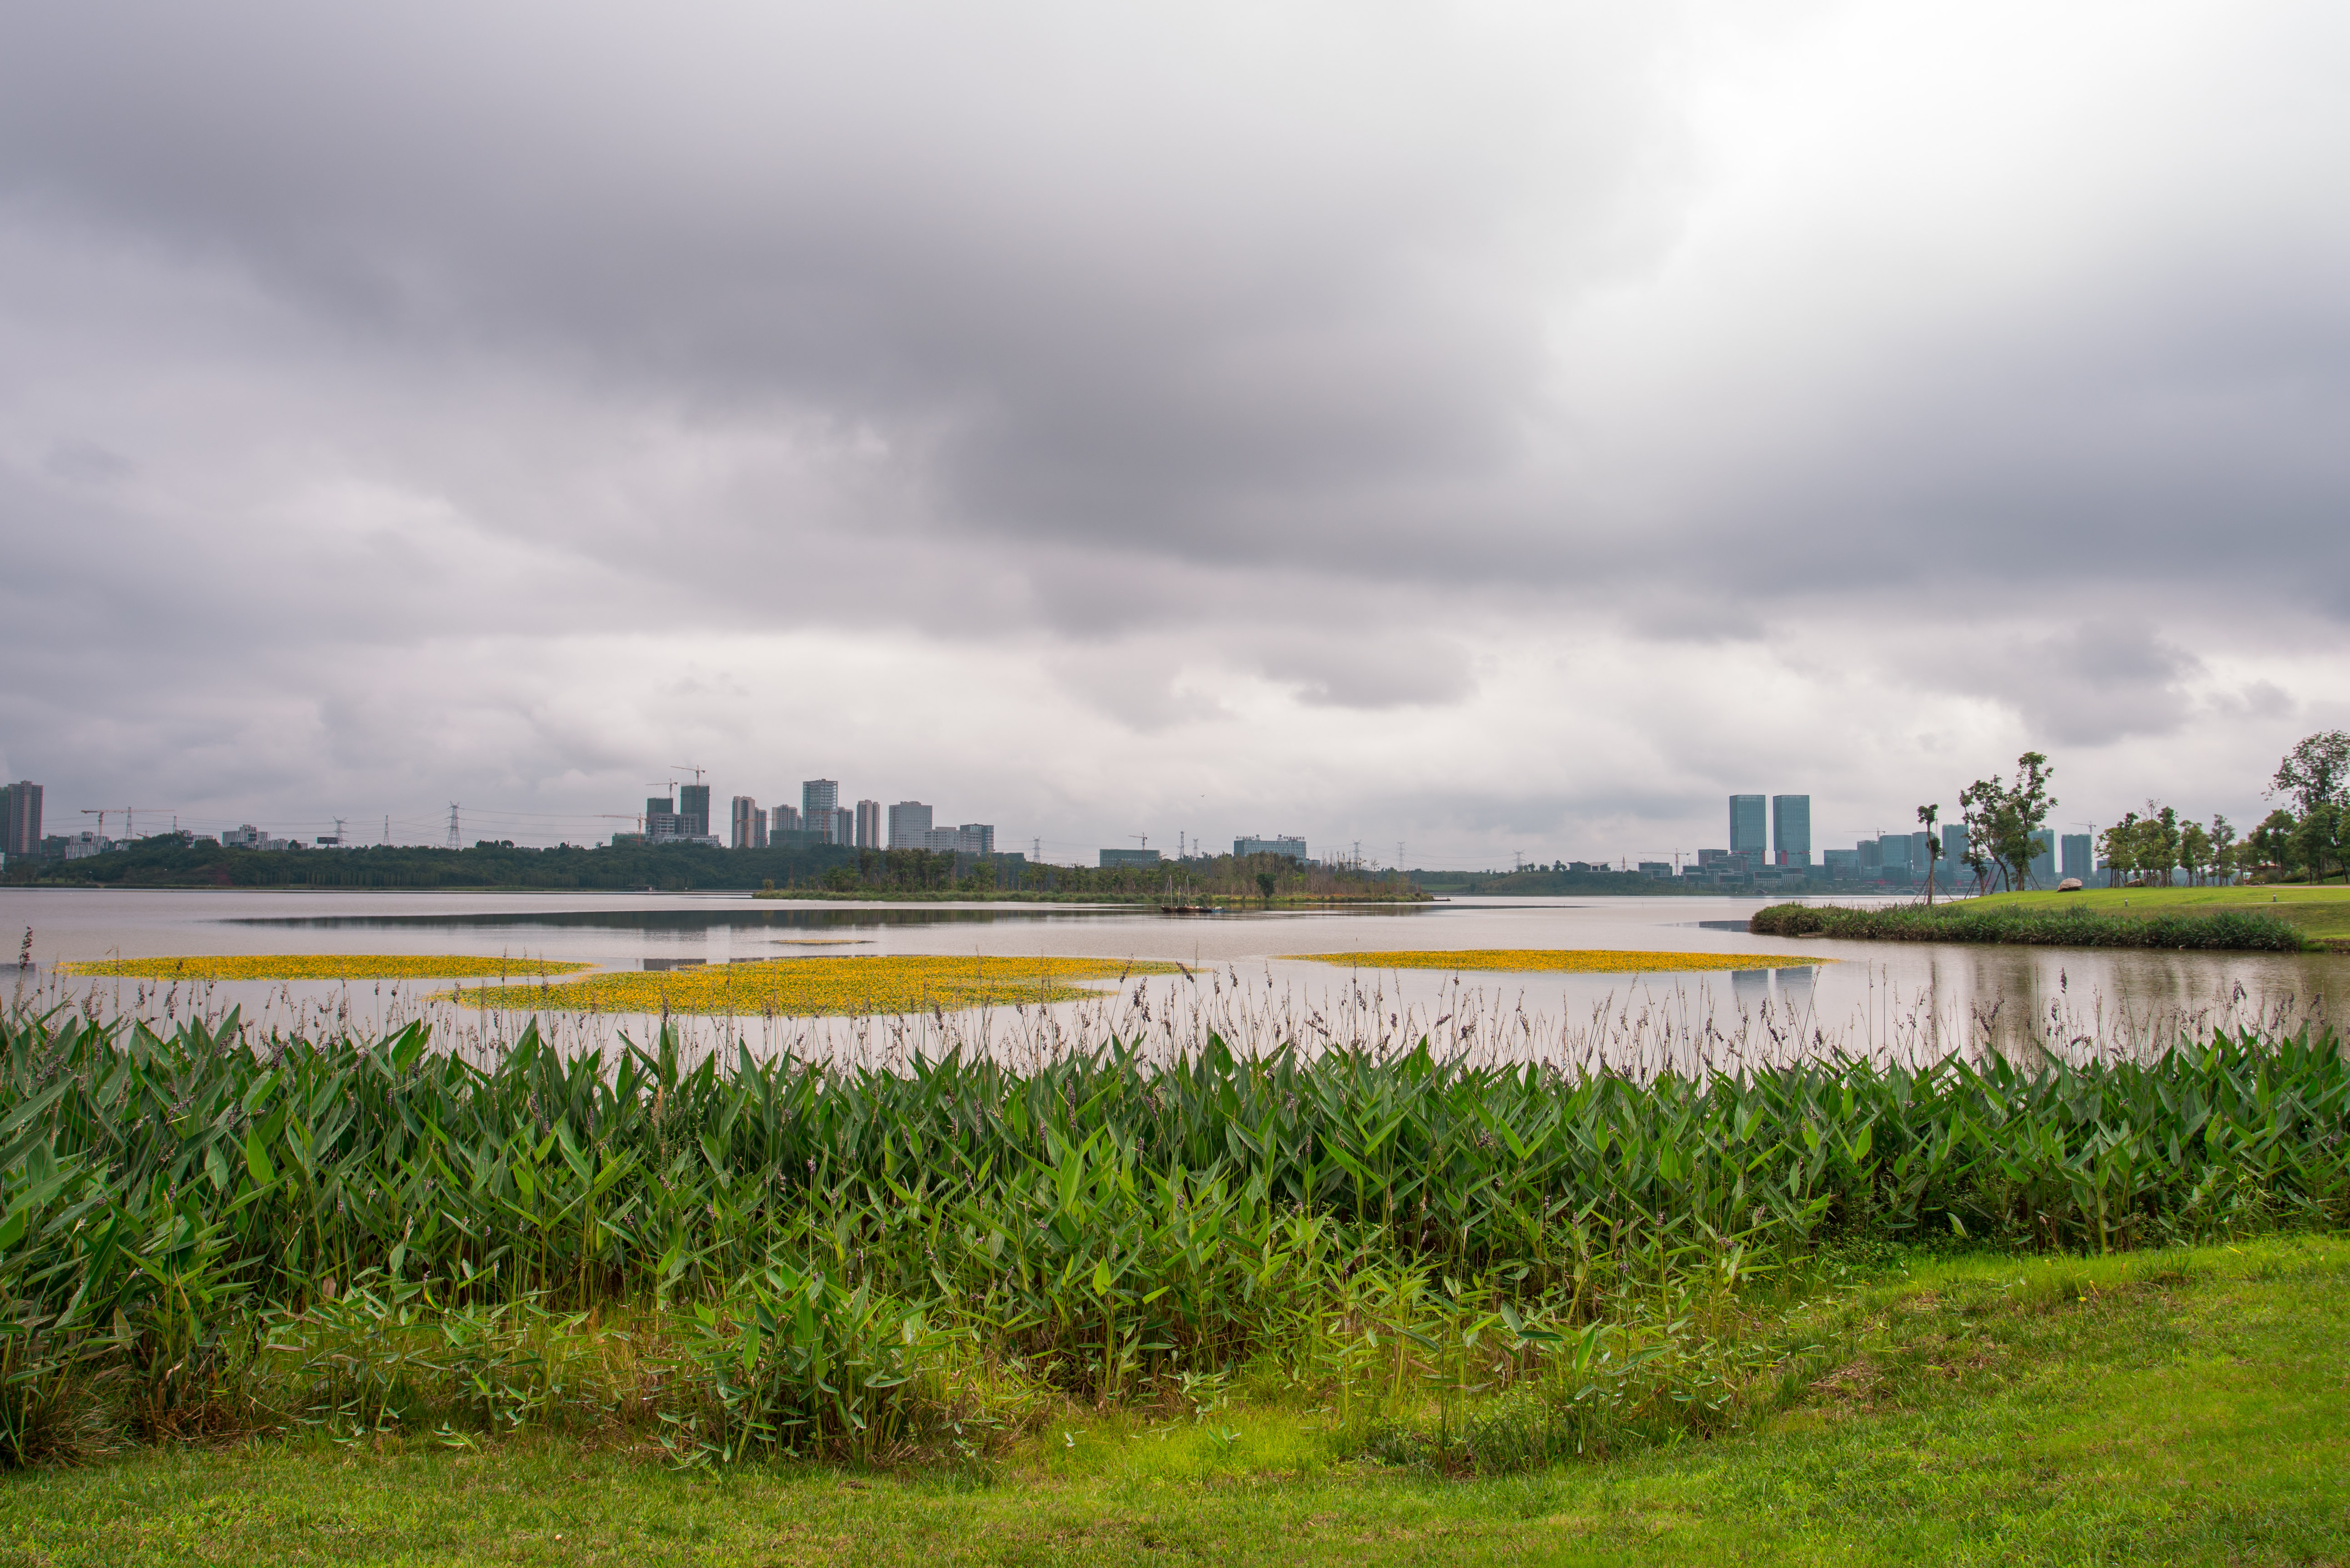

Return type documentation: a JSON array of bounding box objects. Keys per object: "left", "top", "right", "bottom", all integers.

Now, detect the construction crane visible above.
[
  {"left": 81, "top": 807, "right": 176, "bottom": 839},
  {"left": 668, "top": 764, "right": 707, "bottom": 786}
]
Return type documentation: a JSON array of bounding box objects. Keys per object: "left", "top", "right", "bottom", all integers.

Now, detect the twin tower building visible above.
[{"left": 1728, "top": 794, "right": 1809, "bottom": 868}]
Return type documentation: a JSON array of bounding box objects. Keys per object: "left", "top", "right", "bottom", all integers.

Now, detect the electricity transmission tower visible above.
[{"left": 446, "top": 804, "right": 461, "bottom": 850}]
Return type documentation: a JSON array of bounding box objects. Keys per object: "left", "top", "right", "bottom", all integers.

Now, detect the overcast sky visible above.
[{"left": 2, "top": 0, "right": 2344, "bottom": 864}]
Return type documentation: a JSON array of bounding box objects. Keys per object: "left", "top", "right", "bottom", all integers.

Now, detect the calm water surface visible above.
[{"left": 4, "top": 887, "right": 2338, "bottom": 1067}]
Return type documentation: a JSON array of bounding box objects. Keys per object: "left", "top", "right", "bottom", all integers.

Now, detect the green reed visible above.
[{"left": 2, "top": 1009, "right": 2345, "bottom": 1465}]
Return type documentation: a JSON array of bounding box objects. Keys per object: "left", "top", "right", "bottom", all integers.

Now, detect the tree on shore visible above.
[
  {"left": 2297, "top": 803, "right": 2344, "bottom": 885},
  {"left": 1958, "top": 789, "right": 2001, "bottom": 893},
  {"left": 2098, "top": 809, "right": 2139, "bottom": 889},
  {"left": 2207, "top": 814, "right": 2238, "bottom": 885},
  {"left": 2147, "top": 803, "right": 2181, "bottom": 887},
  {"left": 2247, "top": 809, "right": 2300, "bottom": 880},
  {"left": 2271, "top": 730, "right": 2350, "bottom": 817},
  {"left": 1916, "top": 804, "right": 1942, "bottom": 904},
  {"left": 2255, "top": 732, "right": 2350, "bottom": 884},
  {"left": 1959, "top": 752, "right": 2055, "bottom": 893},
  {"left": 2179, "top": 818, "right": 2211, "bottom": 887}
]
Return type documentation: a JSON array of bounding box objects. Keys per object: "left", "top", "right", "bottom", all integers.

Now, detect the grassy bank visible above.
[
  {"left": 1952, "top": 883, "right": 2350, "bottom": 945},
  {"left": 1750, "top": 898, "right": 2315, "bottom": 950},
  {"left": 4, "top": 1010, "right": 2347, "bottom": 1473},
  {"left": 5, "top": 1236, "right": 2345, "bottom": 1565}
]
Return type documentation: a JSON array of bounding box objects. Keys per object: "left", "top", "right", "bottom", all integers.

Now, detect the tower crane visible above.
[{"left": 81, "top": 807, "right": 176, "bottom": 839}]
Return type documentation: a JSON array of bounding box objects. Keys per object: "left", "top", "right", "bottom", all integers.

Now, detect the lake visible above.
[{"left": 5, "top": 886, "right": 2338, "bottom": 1070}]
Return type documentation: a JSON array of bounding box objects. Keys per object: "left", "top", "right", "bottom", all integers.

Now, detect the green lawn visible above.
[
  {"left": 1965, "top": 883, "right": 2350, "bottom": 942},
  {"left": 7, "top": 1238, "right": 2347, "bottom": 1566}
]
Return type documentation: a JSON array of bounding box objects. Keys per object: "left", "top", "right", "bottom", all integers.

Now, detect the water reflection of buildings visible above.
[{"left": 1732, "top": 964, "right": 1818, "bottom": 1022}]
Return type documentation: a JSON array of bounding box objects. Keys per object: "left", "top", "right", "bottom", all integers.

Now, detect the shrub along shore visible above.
[
  {"left": 1749, "top": 899, "right": 2314, "bottom": 950},
  {"left": 3, "top": 1010, "right": 2345, "bottom": 1472}
]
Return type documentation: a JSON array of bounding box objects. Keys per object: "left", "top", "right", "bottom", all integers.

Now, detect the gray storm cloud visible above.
[{"left": 0, "top": 0, "right": 2345, "bottom": 858}]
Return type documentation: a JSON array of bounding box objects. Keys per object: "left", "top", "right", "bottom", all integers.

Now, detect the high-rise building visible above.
[
  {"left": 645, "top": 795, "right": 681, "bottom": 841},
  {"left": 957, "top": 823, "right": 994, "bottom": 856},
  {"left": 829, "top": 807, "right": 854, "bottom": 845},
  {"left": 1910, "top": 830, "right": 1937, "bottom": 878},
  {"left": 2029, "top": 829, "right": 2055, "bottom": 886},
  {"left": 2061, "top": 833, "right": 2093, "bottom": 880},
  {"left": 770, "top": 803, "right": 802, "bottom": 836},
  {"left": 855, "top": 799, "right": 881, "bottom": 848},
  {"left": 1877, "top": 833, "right": 1913, "bottom": 872},
  {"left": 0, "top": 781, "right": 41, "bottom": 857},
  {"left": 677, "top": 784, "right": 711, "bottom": 839},
  {"left": 730, "top": 796, "right": 765, "bottom": 849},
  {"left": 1771, "top": 795, "right": 1811, "bottom": 867},
  {"left": 1234, "top": 835, "right": 1307, "bottom": 859},
  {"left": 1942, "top": 822, "right": 1969, "bottom": 869},
  {"left": 1729, "top": 796, "right": 1767, "bottom": 863},
  {"left": 889, "top": 801, "right": 933, "bottom": 848},
  {"left": 803, "top": 780, "right": 839, "bottom": 819}
]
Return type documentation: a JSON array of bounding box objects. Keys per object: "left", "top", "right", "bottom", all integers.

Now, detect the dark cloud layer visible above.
[{"left": 1, "top": 1, "right": 2345, "bottom": 858}]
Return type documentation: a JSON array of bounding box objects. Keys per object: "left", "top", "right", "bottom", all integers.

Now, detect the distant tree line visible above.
[
  {"left": 2095, "top": 806, "right": 2241, "bottom": 888},
  {"left": 1943, "top": 730, "right": 2349, "bottom": 894},
  {"left": 1, "top": 835, "right": 872, "bottom": 891},
  {"left": 5, "top": 834, "right": 1424, "bottom": 901},
  {"left": 2239, "top": 730, "right": 2349, "bottom": 885},
  {"left": 808, "top": 849, "right": 1416, "bottom": 901}
]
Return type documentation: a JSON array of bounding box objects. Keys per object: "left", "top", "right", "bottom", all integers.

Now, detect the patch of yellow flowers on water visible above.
[
  {"left": 58, "top": 955, "right": 593, "bottom": 981},
  {"left": 446, "top": 954, "right": 1186, "bottom": 1016},
  {"left": 1280, "top": 949, "right": 1829, "bottom": 973}
]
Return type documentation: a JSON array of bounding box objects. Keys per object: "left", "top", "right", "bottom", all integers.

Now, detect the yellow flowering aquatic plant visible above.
[
  {"left": 446, "top": 954, "right": 1185, "bottom": 1016},
  {"left": 1278, "top": 948, "right": 1831, "bottom": 973},
  {"left": 58, "top": 955, "right": 592, "bottom": 981}
]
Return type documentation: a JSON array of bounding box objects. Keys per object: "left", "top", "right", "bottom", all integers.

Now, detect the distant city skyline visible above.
[{"left": 0, "top": 762, "right": 2302, "bottom": 876}]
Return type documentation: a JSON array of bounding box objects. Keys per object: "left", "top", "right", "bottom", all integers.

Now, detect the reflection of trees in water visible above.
[{"left": 1858, "top": 945, "right": 2333, "bottom": 1070}]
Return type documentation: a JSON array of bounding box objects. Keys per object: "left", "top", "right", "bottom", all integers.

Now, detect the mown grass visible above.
[
  {"left": 4, "top": 1237, "right": 2343, "bottom": 1566},
  {"left": 1750, "top": 899, "right": 2312, "bottom": 950},
  {"left": 1960, "top": 883, "right": 2350, "bottom": 944}
]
